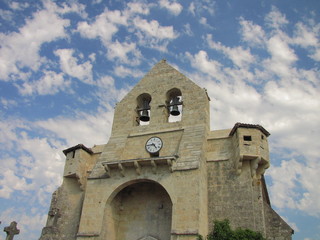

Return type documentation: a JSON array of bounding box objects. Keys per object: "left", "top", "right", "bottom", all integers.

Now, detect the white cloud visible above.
[
  {"left": 267, "top": 36, "right": 297, "bottom": 64},
  {"left": 0, "top": 3, "right": 70, "bottom": 81},
  {"left": 77, "top": 8, "right": 127, "bottom": 46},
  {"left": 36, "top": 110, "right": 113, "bottom": 147},
  {"left": 126, "top": 2, "right": 151, "bottom": 15},
  {"left": 54, "top": 49, "right": 93, "bottom": 84},
  {"left": 188, "top": 2, "right": 195, "bottom": 16},
  {"left": 107, "top": 40, "right": 142, "bottom": 65},
  {"left": 207, "top": 34, "right": 255, "bottom": 68},
  {"left": 291, "top": 22, "right": 320, "bottom": 61},
  {"left": 199, "top": 17, "right": 213, "bottom": 29},
  {"left": 183, "top": 23, "right": 193, "bottom": 36},
  {"left": 92, "top": 0, "right": 102, "bottom": 4},
  {"left": 187, "top": 0, "right": 215, "bottom": 16},
  {"left": 76, "top": 5, "right": 177, "bottom": 53},
  {"left": 9, "top": 1, "right": 30, "bottom": 11},
  {"left": 132, "top": 17, "right": 178, "bottom": 51},
  {"left": 133, "top": 17, "right": 178, "bottom": 40},
  {"left": 239, "top": 18, "right": 266, "bottom": 46},
  {"left": 114, "top": 65, "right": 144, "bottom": 78},
  {"left": 0, "top": 97, "right": 17, "bottom": 109},
  {"left": 310, "top": 48, "right": 320, "bottom": 61},
  {"left": 292, "top": 22, "right": 318, "bottom": 48},
  {"left": 265, "top": 6, "right": 288, "bottom": 30},
  {"left": 34, "top": 76, "right": 129, "bottom": 147},
  {"left": 263, "top": 36, "right": 297, "bottom": 77},
  {"left": 89, "top": 53, "right": 96, "bottom": 62},
  {"left": 17, "top": 71, "right": 70, "bottom": 96},
  {"left": 0, "top": 9, "right": 14, "bottom": 22},
  {"left": 53, "top": 1, "right": 88, "bottom": 18},
  {"left": 186, "top": 50, "right": 223, "bottom": 81},
  {"left": 0, "top": 119, "right": 65, "bottom": 200},
  {"left": 105, "top": 9, "right": 128, "bottom": 25},
  {"left": 268, "top": 159, "right": 320, "bottom": 217},
  {"left": 159, "top": 0, "right": 183, "bottom": 16},
  {"left": 0, "top": 119, "right": 27, "bottom": 150}
]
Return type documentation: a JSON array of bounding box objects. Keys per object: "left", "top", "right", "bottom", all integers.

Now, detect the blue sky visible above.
[{"left": 0, "top": 0, "right": 319, "bottom": 239}]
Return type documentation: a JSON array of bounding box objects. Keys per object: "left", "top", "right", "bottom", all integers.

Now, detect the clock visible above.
[{"left": 145, "top": 137, "right": 163, "bottom": 154}]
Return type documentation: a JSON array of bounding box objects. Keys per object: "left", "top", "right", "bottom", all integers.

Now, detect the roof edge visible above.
[
  {"left": 229, "top": 122, "right": 270, "bottom": 137},
  {"left": 63, "top": 144, "right": 93, "bottom": 156}
]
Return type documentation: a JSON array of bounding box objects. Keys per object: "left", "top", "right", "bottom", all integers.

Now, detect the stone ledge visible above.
[
  {"left": 171, "top": 229, "right": 198, "bottom": 235},
  {"left": 101, "top": 155, "right": 178, "bottom": 177},
  {"left": 77, "top": 232, "right": 99, "bottom": 237},
  {"left": 207, "top": 158, "right": 229, "bottom": 162},
  {"left": 128, "top": 127, "right": 184, "bottom": 137}
]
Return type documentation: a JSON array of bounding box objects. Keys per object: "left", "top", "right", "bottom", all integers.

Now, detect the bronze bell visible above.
[
  {"left": 140, "top": 109, "right": 150, "bottom": 122},
  {"left": 170, "top": 96, "right": 180, "bottom": 116},
  {"left": 139, "top": 99, "right": 150, "bottom": 122}
]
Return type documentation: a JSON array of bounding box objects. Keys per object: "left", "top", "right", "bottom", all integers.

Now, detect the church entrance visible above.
[{"left": 102, "top": 181, "right": 172, "bottom": 240}]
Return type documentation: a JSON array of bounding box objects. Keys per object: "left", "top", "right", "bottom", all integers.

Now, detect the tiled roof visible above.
[
  {"left": 63, "top": 144, "right": 93, "bottom": 156},
  {"left": 229, "top": 122, "right": 270, "bottom": 137}
]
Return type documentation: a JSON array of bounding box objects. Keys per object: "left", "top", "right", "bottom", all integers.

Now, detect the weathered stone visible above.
[
  {"left": 4, "top": 221, "right": 20, "bottom": 240},
  {"left": 39, "top": 60, "right": 293, "bottom": 240}
]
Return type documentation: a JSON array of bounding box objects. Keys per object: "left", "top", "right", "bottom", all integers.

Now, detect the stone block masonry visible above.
[{"left": 39, "top": 60, "right": 293, "bottom": 240}]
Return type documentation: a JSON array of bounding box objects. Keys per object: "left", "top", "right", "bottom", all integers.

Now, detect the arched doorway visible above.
[{"left": 102, "top": 181, "right": 172, "bottom": 240}]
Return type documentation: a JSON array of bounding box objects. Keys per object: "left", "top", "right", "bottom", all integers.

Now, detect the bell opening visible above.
[{"left": 136, "top": 94, "right": 151, "bottom": 125}]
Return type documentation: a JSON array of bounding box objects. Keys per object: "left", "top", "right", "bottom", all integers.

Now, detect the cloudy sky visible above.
[{"left": 0, "top": 0, "right": 319, "bottom": 239}]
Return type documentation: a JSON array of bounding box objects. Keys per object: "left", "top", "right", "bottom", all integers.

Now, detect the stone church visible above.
[{"left": 39, "top": 60, "right": 293, "bottom": 240}]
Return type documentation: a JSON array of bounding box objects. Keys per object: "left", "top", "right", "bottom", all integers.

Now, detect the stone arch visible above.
[{"left": 101, "top": 180, "right": 172, "bottom": 240}]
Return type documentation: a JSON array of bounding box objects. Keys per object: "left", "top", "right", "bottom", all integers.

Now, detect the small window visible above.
[
  {"left": 261, "top": 135, "right": 264, "bottom": 140},
  {"left": 243, "top": 135, "right": 252, "bottom": 141}
]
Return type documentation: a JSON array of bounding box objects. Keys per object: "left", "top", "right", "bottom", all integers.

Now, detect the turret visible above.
[{"left": 229, "top": 123, "right": 270, "bottom": 182}]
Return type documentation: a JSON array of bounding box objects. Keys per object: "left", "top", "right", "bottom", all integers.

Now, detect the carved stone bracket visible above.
[
  {"left": 118, "top": 163, "right": 125, "bottom": 177},
  {"left": 134, "top": 160, "right": 141, "bottom": 175},
  {"left": 151, "top": 160, "right": 157, "bottom": 173},
  {"left": 236, "top": 155, "right": 270, "bottom": 184},
  {"left": 101, "top": 155, "right": 177, "bottom": 177}
]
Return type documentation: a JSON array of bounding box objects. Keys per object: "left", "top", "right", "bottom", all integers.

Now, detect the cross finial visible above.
[{"left": 4, "top": 221, "right": 20, "bottom": 240}]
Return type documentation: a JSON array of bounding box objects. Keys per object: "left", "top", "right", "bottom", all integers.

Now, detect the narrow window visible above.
[{"left": 243, "top": 135, "right": 252, "bottom": 141}]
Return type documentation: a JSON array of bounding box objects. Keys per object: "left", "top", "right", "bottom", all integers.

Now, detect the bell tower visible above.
[
  {"left": 40, "top": 59, "right": 293, "bottom": 240},
  {"left": 75, "top": 59, "right": 210, "bottom": 240}
]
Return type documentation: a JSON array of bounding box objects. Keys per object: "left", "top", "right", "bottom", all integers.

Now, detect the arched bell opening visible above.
[
  {"left": 101, "top": 180, "right": 172, "bottom": 240},
  {"left": 136, "top": 93, "right": 152, "bottom": 126},
  {"left": 166, "top": 88, "right": 182, "bottom": 123}
]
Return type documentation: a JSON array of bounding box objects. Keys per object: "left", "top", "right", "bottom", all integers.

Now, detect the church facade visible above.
[{"left": 39, "top": 60, "right": 293, "bottom": 240}]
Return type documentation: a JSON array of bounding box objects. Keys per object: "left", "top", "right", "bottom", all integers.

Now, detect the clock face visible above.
[{"left": 145, "top": 137, "right": 163, "bottom": 154}]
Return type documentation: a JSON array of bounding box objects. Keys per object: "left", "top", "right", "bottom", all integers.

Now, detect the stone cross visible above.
[{"left": 4, "top": 221, "right": 20, "bottom": 240}]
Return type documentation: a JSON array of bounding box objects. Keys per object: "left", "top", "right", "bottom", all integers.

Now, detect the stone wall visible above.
[
  {"left": 39, "top": 60, "right": 292, "bottom": 240},
  {"left": 264, "top": 203, "right": 293, "bottom": 240}
]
